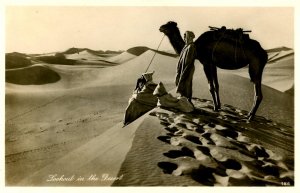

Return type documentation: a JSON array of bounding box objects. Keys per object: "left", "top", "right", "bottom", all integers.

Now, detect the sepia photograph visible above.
[{"left": 2, "top": 0, "right": 298, "bottom": 192}]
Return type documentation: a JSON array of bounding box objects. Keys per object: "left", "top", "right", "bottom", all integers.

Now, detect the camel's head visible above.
[
  {"left": 159, "top": 21, "right": 178, "bottom": 35},
  {"left": 159, "top": 21, "right": 185, "bottom": 54}
]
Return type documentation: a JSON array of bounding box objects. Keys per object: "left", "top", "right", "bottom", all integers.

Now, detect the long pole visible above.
[{"left": 144, "top": 34, "right": 165, "bottom": 73}]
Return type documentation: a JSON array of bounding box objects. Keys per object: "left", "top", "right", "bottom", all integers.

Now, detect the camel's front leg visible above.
[
  {"left": 247, "top": 82, "right": 263, "bottom": 120},
  {"left": 204, "top": 65, "right": 221, "bottom": 111}
]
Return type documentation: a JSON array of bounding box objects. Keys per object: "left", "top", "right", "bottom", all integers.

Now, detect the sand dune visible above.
[
  {"left": 106, "top": 51, "right": 136, "bottom": 64},
  {"left": 65, "top": 50, "right": 107, "bottom": 61},
  {"left": 221, "top": 48, "right": 294, "bottom": 92},
  {"left": 62, "top": 47, "right": 122, "bottom": 55},
  {"left": 87, "top": 50, "right": 178, "bottom": 87},
  {"left": 5, "top": 45, "right": 294, "bottom": 186},
  {"left": 113, "top": 98, "right": 293, "bottom": 186},
  {"left": 111, "top": 50, "right": 294, "bottom": 185},
  {"left": 6, "top": 69, "right": 293, "bottom": 186},
  {"left": 6, "top": 64, "right": 60, "bottom": 85},
  {"left": 5, "top": 84, "right": 134, "bottom": 185},
  {"left": 5, "top": 48, "right": 178, "bottom": 185},
  {"left": 5, "top": 52, "right": 32, "bottom": 69},
  {"left": 64, "top": 50, "right": 120, "bottom": 66},
  {"left": 192, "top": 69, "right": 294, "bottom": 126},
  {"left": 6, "top": 46, "right": 293, "bottom": 92},
  {"left": 267, "top": 49, "right": 294, "bottom": 63},
  {"left": 34, "top": 52, "right": 57, "bottom": 57},
  {"left": 127, "top": 46, "right": 150, "bottom": 56},
  {"left": 6, "top": 50, "right": 177, "bottom": 93},
  {"left": 102, "top": 46, "right": 177, "bottom": 64},
  {"left": 16, "top": 112, "right": 147, "bottom": 186}
]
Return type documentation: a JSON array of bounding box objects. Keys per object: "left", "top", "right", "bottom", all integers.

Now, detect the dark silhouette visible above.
[
  {"left": 134, "top": 75, "right": 147, "bottom": 92},
  {"left": 175, "top": 31, "right": 197, "bottom": 102},
  {"left": 160, "top": 21, "right": 268, "bottom": 120}
]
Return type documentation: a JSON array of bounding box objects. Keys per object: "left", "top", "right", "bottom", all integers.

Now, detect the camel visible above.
[{"left": 159, "top": 21, "right": 268, "bottom": 120}]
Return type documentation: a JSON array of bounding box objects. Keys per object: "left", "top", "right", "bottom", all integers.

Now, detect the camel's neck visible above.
[{"left": 166, "top": 29, "right": 185, "bottom": 54}]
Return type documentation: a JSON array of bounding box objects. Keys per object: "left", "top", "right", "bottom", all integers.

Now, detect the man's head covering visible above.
[
  {"left": 153, "top": 82, "right": 168, "bottom": 96},
  {"left": 184, "top": 31, "right": 195, "bottom": 40},
  {"left": 142, "top": 71, "right": 154, "bottom": 82}
]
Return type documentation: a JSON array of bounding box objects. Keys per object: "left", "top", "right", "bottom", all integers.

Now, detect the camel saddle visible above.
[{"left": 209, "top": 26, "right": 251, "bottom": 43}]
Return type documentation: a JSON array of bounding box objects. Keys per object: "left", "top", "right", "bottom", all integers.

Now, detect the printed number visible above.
[{"left": 281, "top": 181, "right": 291, "bottom": 186}]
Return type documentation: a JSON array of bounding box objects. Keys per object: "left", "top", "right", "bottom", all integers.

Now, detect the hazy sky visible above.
[{"left": 6, "top": 6, "right": 294, "bottom": 53}]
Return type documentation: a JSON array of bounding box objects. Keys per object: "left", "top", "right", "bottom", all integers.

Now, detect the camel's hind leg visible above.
[
  {"left": 246, "top": 41, "right": 268, "bottom": 120},
  {"left": 247, "top": 82, "right": 263, "bottom": 120},
  {"left": 247, "top": 59, "right": 266, "bottom": 120}
]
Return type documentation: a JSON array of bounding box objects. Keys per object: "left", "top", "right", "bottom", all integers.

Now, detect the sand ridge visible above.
[
  {"left": 113, "top": 98, "right": 293, "bottom": 186},
  {"left": 224, "top": 48, "right": 294, "bottom": 92}
]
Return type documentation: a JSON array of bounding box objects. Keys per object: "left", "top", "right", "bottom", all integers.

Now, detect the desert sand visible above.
[
  {"left": 5, "top": 46, "right": 294, "bottom": 186},
  {"left": 113, "top": 95, "right": 293, "bottom": 186}
]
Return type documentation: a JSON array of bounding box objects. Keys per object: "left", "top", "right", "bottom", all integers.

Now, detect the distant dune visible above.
[
  {"left": 63, "top": 48, "right": 91, "bottom": 55},
  {"left": 267, "top": 50, "right": 294, "bottom": 63},
  {"left": 5, "top": 46, "right": 294, "bottom": 94},
  {"left": 285, "top": 85, "right": 294, "bottom": 96},
  {"left": 5, "top": 49, "right": 178, "bottom": 93},
  {"left": 127, "top": 46, "right": 150, "bottom": 56},
  {"left": 6, "top": 65, "right": 60, "bottom": 85},
  {"left": 65, "top": 50, "right": 106, "bottom": 61},
  {"left": 5, "top": 53, "right": 32, "bottom": 69},
  {"left": 86, "top": 50, "right": 178, "bottom": 88},
  {"left": 127, "top": 46, "right": 178, "bottom": 57},
  {"left": 36, "top": 54, "right": 76, "bottom": 65},
  {"left": 106, "top": 51, "right": 136, "bottom": 64},
  {"left": 224, "top": 47, "right": 294, "bottom": 92},
  {"left": 62, "top": 47, "right": 122, "bottom": 55},
  {"left": 266, "top": 46, "right": 292, "bottom": 53}
]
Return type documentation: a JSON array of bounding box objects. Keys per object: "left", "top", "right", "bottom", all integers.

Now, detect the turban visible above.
[
  {"left": 185, "top": 31, "right": 195, "bottom": 39},
  {"left": 142, "top": 71, "right": 155, "bottom": 82}
]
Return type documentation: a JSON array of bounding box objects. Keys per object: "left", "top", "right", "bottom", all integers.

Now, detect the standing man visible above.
[{"left": 176, "top": 31, "right": 197, "bottom": 102}]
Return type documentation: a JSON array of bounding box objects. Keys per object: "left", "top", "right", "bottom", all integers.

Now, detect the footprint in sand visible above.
[
  {"left": 163, "top": 147, "right": 195, "bottom": 159},
  {"left": 152, "top": 98, "right": 294, "bottom": 186}
]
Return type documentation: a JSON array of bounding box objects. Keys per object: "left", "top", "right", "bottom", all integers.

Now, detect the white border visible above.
[{"left": 1, "top": 0, "right": 299, "bottom": 193}]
